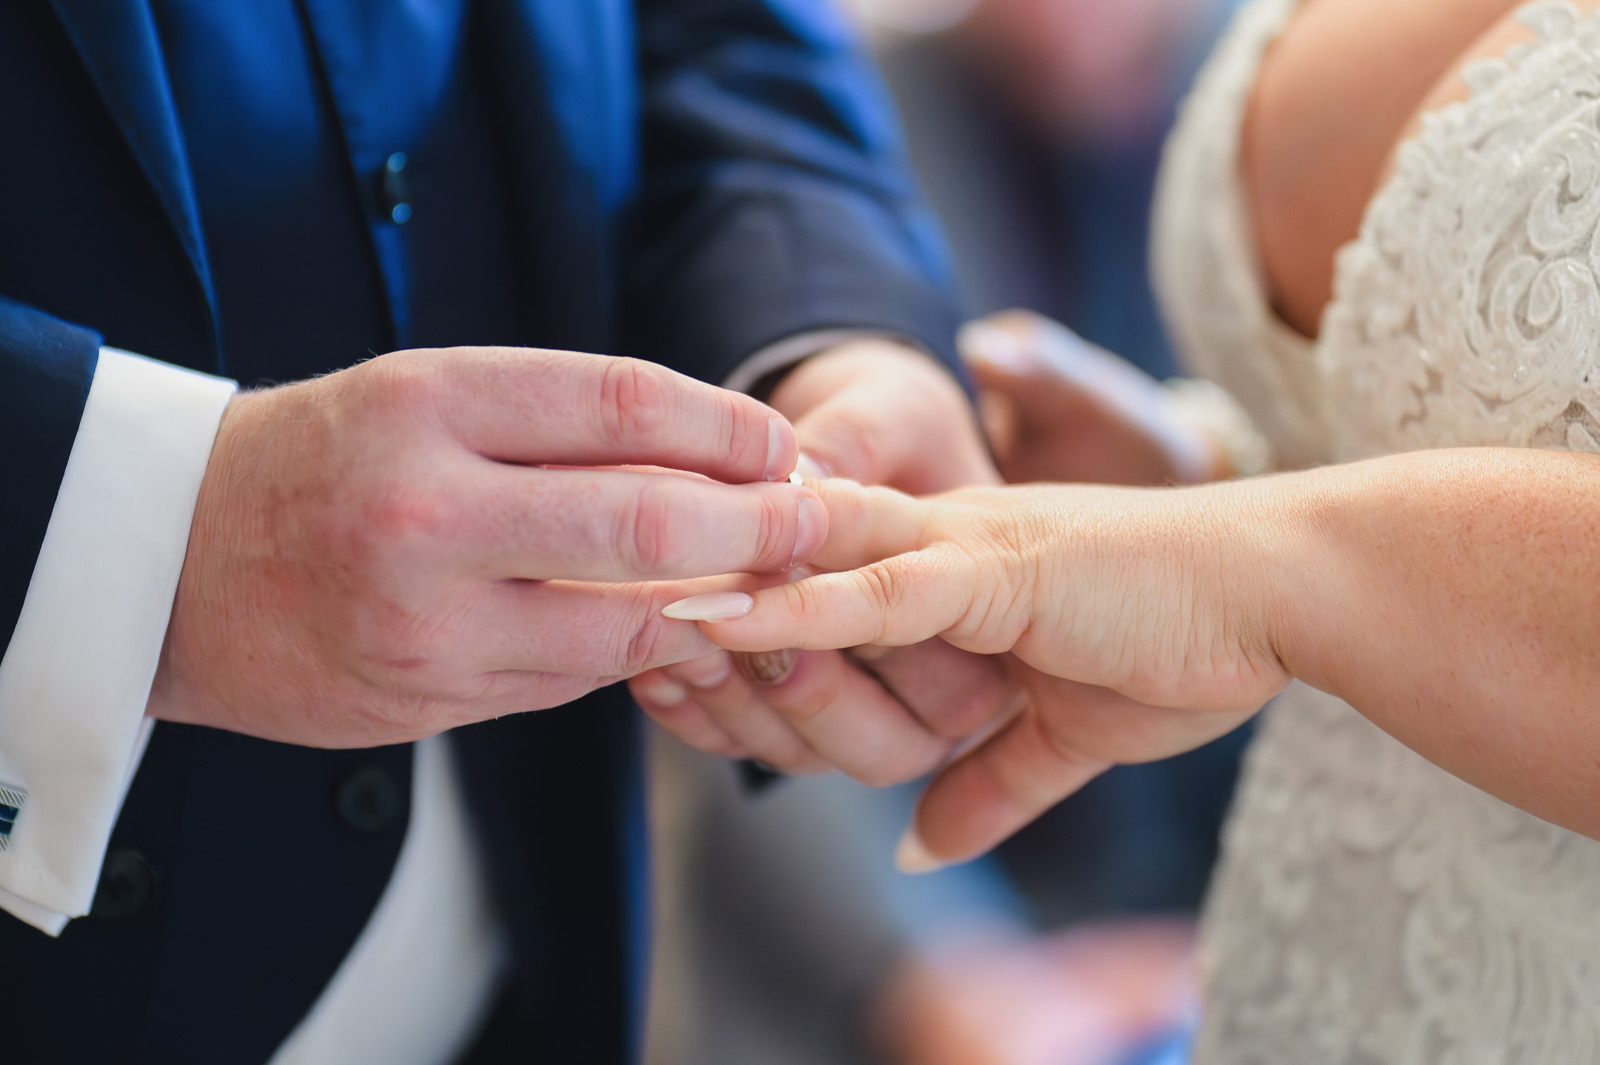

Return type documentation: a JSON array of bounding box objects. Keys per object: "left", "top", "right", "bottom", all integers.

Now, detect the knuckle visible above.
[
  {"left": 615, "top": 603, "right": 675, "bottom": 676},
  {"left": 365, "top": 478, "right": 450, "bottom": 549},
  {"left": 309, "top": 475, "right": 452, "bottom": 581},
  {"left": 788, "top": 576, "right": 832, "bottom": 620},
  {"left": 854, "top": 563, "right": 905, "bottom": 635},
  {"left": 367, "top": 351, "right": 445, "bottom": 424},
  {"left": 618, "top": 481, "right": 685, "bottom": 575},
  {"left": 598, "top": 358, "right": 669, "bottom": 444},
  {"left": 354, "top": 607, "right": 458, "bottom": 697},
  {"left": 773, "top": 680, "right": 833, "bottom": 726}
]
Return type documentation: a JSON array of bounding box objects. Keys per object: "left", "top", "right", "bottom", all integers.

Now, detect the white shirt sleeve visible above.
[
  {"left": 721, "top": 329, "right": 897, "bottom": 394},
  {"left": 0, "top": 348, "right": 235, "bottom": 934}
]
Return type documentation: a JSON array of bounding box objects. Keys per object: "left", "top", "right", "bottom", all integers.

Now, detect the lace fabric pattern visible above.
[
  {"left": 1153, "top": 2, "right": 1600, "bottom": 1061},
  {"left": 1321, "top": 2, "right": 1600, "bottom": 461}
]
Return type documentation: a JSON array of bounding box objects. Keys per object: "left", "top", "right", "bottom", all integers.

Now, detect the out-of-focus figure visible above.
[
  {"left": 860, "top": 0, "right": 1237, "bottom": 378},
  {"left": 646, "top": 4, "right": 1249, "bottom": 1065},
  {"left": 858, "top": 0, "right": 1252, "bottom": 924}
]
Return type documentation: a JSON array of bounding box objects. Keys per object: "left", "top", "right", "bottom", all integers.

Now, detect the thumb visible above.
[
  {"left": 793, "top": 377, "right": 998, "bottom": 493},
  {"left": 791, "top": 380, "right": 915, "bottom": 487},
  {"left": 895, "top": 695, "right": 1118, "bottom": 873}
]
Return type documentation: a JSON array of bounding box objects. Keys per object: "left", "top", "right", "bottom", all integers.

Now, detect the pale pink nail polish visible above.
[
  {"left": 661, "top": 592, "right": 755, "bottom": 623},
  {"left": 959, "top": 321, "right": 1034, "bottom": 372},
  {"left": 634, "top": 676, "right": 689, "bottom": 706},
  {"left": 894, "top": 827, "right": 946, "bottom": 874},
  {"left": 675, "top": 652, "right": 732, "bottom": 689}
]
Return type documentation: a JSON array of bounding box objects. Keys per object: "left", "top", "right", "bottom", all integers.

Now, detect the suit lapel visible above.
[{"left": 48, "top": 0, "right": 217, "bottom": 331}]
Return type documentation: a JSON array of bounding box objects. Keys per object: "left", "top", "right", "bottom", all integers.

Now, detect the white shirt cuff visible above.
[
  {"left": 0, "top": 348, "right": 235, "bottom": 933},
  {"left": 721, "top": 329, "right": 897, "bottom": 394}
]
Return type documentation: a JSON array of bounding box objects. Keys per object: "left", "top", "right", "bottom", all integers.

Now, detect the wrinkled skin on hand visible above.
[
  {"left": 151, "top": 345, "right": 825, "bottom": 747},
  {"left": 680, "top": 477, "right": 1287, "bottom": 865},
  {"left": 631, "top": 338, "right": 1019, "bottom": 786}
]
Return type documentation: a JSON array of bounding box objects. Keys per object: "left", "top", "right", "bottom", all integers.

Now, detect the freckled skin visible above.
[
  {"left": 697, "top": 449, "right": 1600, "bottom": 861},
  {"left": 652, "top": 1, "right": 1600, "bottom": 863}
]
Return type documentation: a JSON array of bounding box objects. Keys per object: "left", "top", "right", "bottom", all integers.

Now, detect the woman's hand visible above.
[
  {"left": 963, "top": 310, "right": 1228, "bottom": 486},
  {"left": 670, "top": 449, "right": 1600, "bottom": 859},
  {"left": 665, "top": 477, "right": 1289, "bottom": 867}
]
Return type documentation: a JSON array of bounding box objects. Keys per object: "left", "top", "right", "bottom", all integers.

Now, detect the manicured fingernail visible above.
[
  {"left": 894, "top": 827, "right": 946, "bottom": 874},
  {"left": 791, "top": 495, "right": 824, "bottom": 570},
  {"left": 764, "top": 417, "right": 789, "bottom": 482},
  {"left": 959, "top": 322, "right": 1031, "bottom": 372},
  {"left": 634, "top": 676, "right": 689, "bottom": 706},
  {"left": 735, "top": 648, "right": 798, "bottom": 686},
  {"left": 674, "top": 652, "right": 732, "bottom": 689},
  {"left": 662, "top": 592, "right": 755, "bottom": 623},
  {"left": 793, "top": 452, "right": 829, "bottom": 481}
]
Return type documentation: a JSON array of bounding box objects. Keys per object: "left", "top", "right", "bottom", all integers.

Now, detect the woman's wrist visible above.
[
  {"left": 1219, "top": 457, "right": 1411, "bottom": 713},
  {"left": 1184, "top": 473, "right": 1316, "bottom": 702}
]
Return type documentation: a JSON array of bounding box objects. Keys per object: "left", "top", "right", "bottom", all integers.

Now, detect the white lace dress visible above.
[{"left": 1151, "top": 2, "right": 1600, "bottom": 1061}]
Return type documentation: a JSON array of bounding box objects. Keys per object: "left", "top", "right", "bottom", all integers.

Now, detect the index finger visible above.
[
  {"left": 436, "top": 347, "right": 798, "bottom": 484},
  {"left": 660, "top": 480, "right": 967, "bottom": 649},
  {"left": 687, "top": 550, "right": 968, "bottom": 654}
]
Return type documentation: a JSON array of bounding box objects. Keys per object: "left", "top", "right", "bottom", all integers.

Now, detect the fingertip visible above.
[
  {"left": 763, "top": 415, "right": 797, "bottom": 483},
  {"left": 661, "top": 592, "right": 755, "bottom": 623},
  {"left": 791, "top": 491, "right": 828, "bottom": 570},
  {"left": 958, "top": 320, "right": 1033, "bottom": 374},
  {"left": 670, "top": 651, "right": 734, "bottom": 690},
  {"left": 893, "top": 826, "right": 948, "bottom": 875},
  {"left": 632, "top": 673, "right": 689, "bottom": 707},
  {"left": 913, "top": 756, "right": 1025, "bottom": 866}
]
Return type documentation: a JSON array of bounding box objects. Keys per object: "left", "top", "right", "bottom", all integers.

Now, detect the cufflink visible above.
[{"left": 0, "top": 784, "right": 26, "bottom": 851}]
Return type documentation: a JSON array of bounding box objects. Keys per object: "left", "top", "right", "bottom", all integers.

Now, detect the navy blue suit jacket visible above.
[{"left": 0, "top": 2, "right": 960, "bottom": 1062}]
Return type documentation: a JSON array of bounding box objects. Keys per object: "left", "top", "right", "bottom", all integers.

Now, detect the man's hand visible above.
[
  {"left": 149, "top": 346, "right": 826, "bottom": 747},
  {"left": 631, "top": 338, "right": 1015, "bottom": 785}
]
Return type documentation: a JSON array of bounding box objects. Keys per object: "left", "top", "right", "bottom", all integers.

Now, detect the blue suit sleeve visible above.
[
  {"left": 0, "top": 296, "right": 101, "bottom": 652},
  {"left": 622, "top": 0, "right": 965, "bottom": 386}
]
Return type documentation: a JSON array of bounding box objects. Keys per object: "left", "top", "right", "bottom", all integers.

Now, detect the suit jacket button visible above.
[
  {"left": 381, "top": 152, "right": 412, "bottom": 224},
  {"left": 91, "top": 848, "right": 156, "bottom": 921},
  {"left": 336, "top": 765, "right": 402, "bottom": 833}
]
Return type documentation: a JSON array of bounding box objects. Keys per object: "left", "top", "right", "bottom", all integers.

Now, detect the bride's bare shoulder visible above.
[{"left": 1244, "top": 0, "right": 1590, "bottom": 338}]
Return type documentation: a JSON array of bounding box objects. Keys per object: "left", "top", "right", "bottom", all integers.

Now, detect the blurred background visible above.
[{"left": 645, "top": 3, "right": 1251, "bottom": 1064}]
